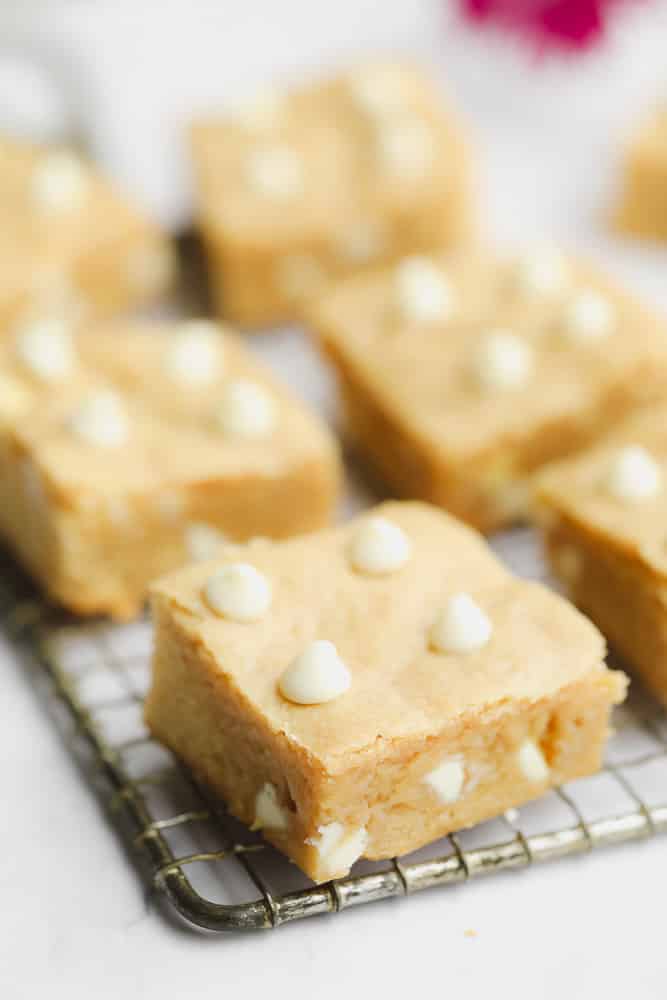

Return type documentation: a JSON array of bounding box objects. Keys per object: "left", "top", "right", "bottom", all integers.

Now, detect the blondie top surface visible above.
[
  {"left": 0, "top": 137, "right": 163, "bottom": 297},
  {"left": 536, "top": 405, "right": 667, "bottom": 576},
  {"left": 191, "top": 62, "right": 465, "bottom": 242},
  {"left": 152, "top": 501, "right": 608, "bottom": 767},
  {"left": 314, "top": 248, "right": 667, "bottom": 459},
  {"left": 0, "top": 319, "right": 338, "bottom": 496}
]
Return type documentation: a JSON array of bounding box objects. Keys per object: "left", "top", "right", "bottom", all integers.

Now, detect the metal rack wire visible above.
[{"left": 3, "top": 535, "right": 667, "bottom": 934}]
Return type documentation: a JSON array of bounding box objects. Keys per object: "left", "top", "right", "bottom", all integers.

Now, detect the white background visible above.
[{"left": 2, "top": 2, "right": 667, "bottom": 998}]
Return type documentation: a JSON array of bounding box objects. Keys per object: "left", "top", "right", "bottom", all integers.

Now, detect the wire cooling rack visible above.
[{"left": 3, "top": 530, "right": 667, "bottom": 934}]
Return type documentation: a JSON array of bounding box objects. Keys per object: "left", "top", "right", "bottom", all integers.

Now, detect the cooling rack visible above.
[{"left": 3, "top": 530, "right": 667, "bottom": 933}]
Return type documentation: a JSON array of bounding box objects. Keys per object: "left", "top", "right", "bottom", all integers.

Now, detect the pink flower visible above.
[{"left": 459, "top": 0, "right": 639, "bottom": 51}]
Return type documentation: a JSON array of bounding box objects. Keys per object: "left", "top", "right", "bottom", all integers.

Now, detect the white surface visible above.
[
  {"left": 3, "top": 633, "right": 667, "bottom": 1000},
  {"left": 2, "top": 3, "right": 667, "bottom": 998},
  {"left": 1, "top": 0, "right": 666, "bottom": 229}
]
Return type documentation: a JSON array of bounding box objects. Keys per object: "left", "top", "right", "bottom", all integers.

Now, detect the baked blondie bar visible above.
[
  {"left": 312, "top": 247, "right": 667, "bottom": 532},
  {"left": 146, "top": 501, "right": 625, "bottom": 883},
  {"left": 191, "top": 62, "right": 473, "bottom": 328},
  {"left": 0, "top": 318, "right": 340, "bottom": 618},
  {"left": 535, "top": 404, "right": 667, "bottom": 706},
  {"left": 0, "top": 136, "right": 174, "bottom": 328}
]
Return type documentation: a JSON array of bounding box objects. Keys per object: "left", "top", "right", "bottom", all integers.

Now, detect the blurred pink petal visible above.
[{"left": 459, "top": 0, "right": 642, "bottom": 51}]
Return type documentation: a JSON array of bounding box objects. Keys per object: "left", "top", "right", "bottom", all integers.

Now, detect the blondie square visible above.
[
  {"left": 146, "top": 501, "right": 625, "bottom": 883},
  {"left": 613, "top": 108, "right": 667, "bottom": 242},
  {"left": 0, "top": 136, "right": 174, "bottom": 328},
  {"left": 0, "top": 318, "right": 340, "bottom": 618},
  {"left": 191, "top": 63, "right": 473, "bottom": 328},
  {"left": 312, "top": 247, "right": 667, "bottom": 532},
  {"left": 535, "top": 405, "right": 667, "bottom": 707}
]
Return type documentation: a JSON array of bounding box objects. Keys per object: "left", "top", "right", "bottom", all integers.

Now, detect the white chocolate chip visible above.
[
  {"left": 473, "top": 331, "right": 533, "bottom": 391},
  {"left": 245, "top": 146, "right": 303, "bottom": 198},
  {"left": 424, "top": 756, "right": 465, "bottom": 805},
  {"left": 430, "top": 593, "right": 492, "bottom": 655},
  {"left": 517, "top": 739, "right": 550, "bottom": 783},
  {"left": 204, "top": 563, "right": 272, "bottom": 622},
  {"left": 305, "top": 822, "right": 368, "bottom": 876},
  {"left": 164, "top": 320, "right": 223, "bottom": 386},
  {"left": 394, "top": 256, "right": 454, "bottom": 324},
  {"left": 306, "top": 821, "right": 344, "bottom": 856},
  {"left": 15, "top": 318, "right": 74, "bottom": 381},
  {"left": 336, "top": 221, "right": 385, "bottom": 264},
  {"left": 127, "top": 242, "right": 175, "bottom": 294},
  {"left": 275, "top": 254, "right": 326, "bottom": 302},
  {"left": 562, "top": 291, "right": 615, "bottom": 343},
  {"left": 514, "top": 247, "right": 569, "bottom": 298},
  {"left": 185, "top": 522, "right": 228, "bottom": 562},
  {"left": 605, "top": 445, "right": 662, "bottom": 503},
  {"left": 348, "top": 516, "right": 411, "bottom": 575},
  {"left": 32, "top": 150, "right": 89, "bottom": 212},
  {"left": 278, "top": 640, "right": 351, "bottom": 705},
  {"left": 251, "top": 783, "right": 289, "bottom": 831},
  {"left": 377, "top": 118, "right": 435, "bottom": 177},
  {"left": 67, "top": 391, "right": 129, "bottom": 448},
  {"left": 214, "top": 379, "right": 276, "bottom": 439}
]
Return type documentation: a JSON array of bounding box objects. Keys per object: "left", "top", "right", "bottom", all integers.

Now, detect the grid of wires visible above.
[{"left": 2, "top": 549, "right": 666, "bottom": 932}]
